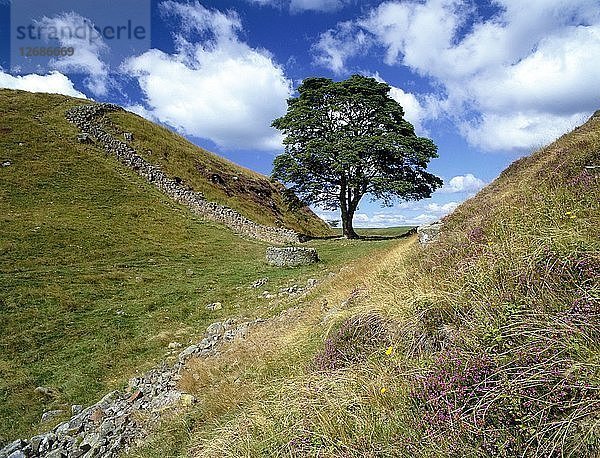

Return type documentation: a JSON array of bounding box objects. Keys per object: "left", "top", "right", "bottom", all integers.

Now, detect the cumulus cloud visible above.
[
  {"left": 122, "top": 1, "right": 292, "bottom": 150},
  {"left": 0, "top": 70, "right": 85, "bottom": 97},
  {"left": 36, "top": 12, "right": 110, "bottom": 96},
  {"left": 440, "top": 174, "right": 486, "bottom": 193},
  {"left": 313, "top": 0, "right": 600, "bottom": 151},
  {"left": 246, "top": 0, "right": 350, "bottom": 13}
]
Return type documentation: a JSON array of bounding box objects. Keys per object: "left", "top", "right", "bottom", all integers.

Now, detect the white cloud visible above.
[
  {"left": 440, "top": 173, "right": 486, "bottom": 194},
  {"left": 36, "top": 12, "right": 110, "bottom": 96},
  {"left": 426, "top": 201, "right": 459, "bottom": 213},
  {"left": 246, "top": 0, "right": 350, "bottom": 13},
  {"left": 440, "top": 174, "right": 486, "bottom": 193},
  {"left": 290, "top": 0, "right": 349, "bottom": 13},
  {"left": 122, "top": 1, "right": 292, "bottom": 150},
  {"left": 0, "top": 70, "right": 86, "bottom": 98},
  {"left": 313, "top": 0, "right": 600, "bottom": 151}
]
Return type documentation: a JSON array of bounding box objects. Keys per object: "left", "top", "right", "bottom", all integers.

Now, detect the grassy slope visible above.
[
  {"left": 0, "top": 89, "right": 399, "bottom": 444},
  {"left": 129, "top": 115, "right": 599, "bottom": 457},
  {"left": 106, "top": 110, "right": 331, "bottom": 237}
]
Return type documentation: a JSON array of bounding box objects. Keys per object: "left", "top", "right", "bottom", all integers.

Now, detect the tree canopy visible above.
[{"left": 272, "top": 74, "right": 443, "bottom": 238}]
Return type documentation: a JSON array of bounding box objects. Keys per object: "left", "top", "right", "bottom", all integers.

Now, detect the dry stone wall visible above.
[
  {"left": 266, "top": 246, "right": 319, "bottom": 267},
  {"left": 65, "top": 103, "right": 302, "bottom": 245}
]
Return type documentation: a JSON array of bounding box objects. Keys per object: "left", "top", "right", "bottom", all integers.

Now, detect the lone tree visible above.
[{"left": 272, "top": 75, "right": 443, "bottom": 238}]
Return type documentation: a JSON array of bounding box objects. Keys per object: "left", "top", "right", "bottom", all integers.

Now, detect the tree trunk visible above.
[{"left": 340, "top": 203, "right": 359, "bottom": 239}]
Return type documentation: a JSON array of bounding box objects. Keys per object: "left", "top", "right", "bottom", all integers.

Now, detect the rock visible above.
[
  {"left": 205, "top": 302, "right": 222, "bottom": 311},
  {"left": 35, "top": 386, "right": 57, "bottom": 397},
  {"left": 251, "top": 277, "right": 269, "bottom": 288},
  {"left": 1, "top": 160, "right": 11, "bottom": 167},
  {"left": 90, "top": 408, "right": 105, "bottom": 423},
  {"left": 1, "top": 440, "right": 24, "bottom": 457},
  {"left": 206, "top": 322, "right": 225, "bottom": 337},
  {"left": 167, "top": 342, "right": 182, "bottom": 349},
  {"left": 266, "top": 246, "right": 319, "bottom": 267},
  {"left": 41, "top": 410, "right": 64, "bottom": 423},
  {"left": 76, "top": 133, "right": 93, "bottom": 143},
  {"left": 307, "top": 278, "right": 318, "bottom": 288},
  {"left": 7, "top": 451, "right": 26, "bottom": 458},
  {"left": 71, "top": 404, "right": 84, "bottom": 415},
  {"left": 80, "top": 432, "right": 102, "bottom": 454},
  {"left": 123, "top": 132, "right": 134, "bottom": 142},
  {"left": 417, "top": 221, "right": 443, "bottom": 245},
  {"left": 128, "top": 390, "right": 143, "bottom": 402},
  {"left": 186, "top": 268, "right": 194, "bottom": 276}
]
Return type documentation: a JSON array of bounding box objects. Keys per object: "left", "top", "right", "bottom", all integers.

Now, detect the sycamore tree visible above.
[{"left": 271, "top": 74, "right": 443, "bottom": 239}]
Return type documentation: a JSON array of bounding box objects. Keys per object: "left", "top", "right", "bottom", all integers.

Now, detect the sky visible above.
[{"left": 1, "top": 0, "right": 599, "bottom": 227}]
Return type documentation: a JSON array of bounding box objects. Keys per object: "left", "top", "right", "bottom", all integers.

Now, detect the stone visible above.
[
  {"left": 266, "top": 246, "right": 319, "bottom": 267},
  {"left": 168, "top": 342, "right": 182, "bottom": 349},
  {"left": 123, "top": 132, "right": 134, "bottom": 142},
  {"left": 90, "top": 408, "right": 105, "bottom": 423},
  {"left": 206, "top": 322, "right": 225, "bottom": 337},
  {"left": 128, "top": 390, "right": 143, "bottom": 402},
  {"left": 35, "top": 386, "right": 56, "bottom": 397},
  {"left": 41, "top": 410, "right": 64, "bottom": 423},
  {"left": 251, "top": 277, "right": 269, "bottom": 288},
  {"left": 307, "top": 278, "right": 318, "bottom": 288},
  {"left": 1, "top": 440, "right": 24, "bottom": 456},
  {"left": 71, "top": 404, "right": 84, "bottom": 415},
  {"left": 1, "top": 160, "right": 11, "bottom": 167},
  {"left": 417, "top": 221, "right": 443, "bottom": 245},
  {"left": 7, "top": 451, "right": 26, "bottom": 458},
  {"left": 205, "top": 302, "right": 222, "bottom": 311},
  {"left": 76, "top": 133, "right": 93, "bottom": 143}
]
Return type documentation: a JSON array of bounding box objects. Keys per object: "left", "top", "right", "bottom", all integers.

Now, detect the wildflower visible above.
[
  {"left": 385, "top": 346, "right": 394, "bottom": 356},
  {"left": 380, "top": 387, "right": 387, "bottom": 394}
]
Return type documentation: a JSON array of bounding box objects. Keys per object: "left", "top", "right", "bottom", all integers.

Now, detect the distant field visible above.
[{"left": 332, "top": 226, "right": 415, "bottom": 237}]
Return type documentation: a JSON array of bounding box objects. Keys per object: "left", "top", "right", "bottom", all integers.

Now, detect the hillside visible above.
[
  {"left": 127, "top": 113, "right": 599, "bottom": 457},
  {"left": 0, "top": 89, "right": 395, "bottom": 446}
]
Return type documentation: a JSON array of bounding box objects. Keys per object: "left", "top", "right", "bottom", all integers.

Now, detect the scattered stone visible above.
[
  {"left": 186, "top": 268, "right": 194, "bottom": 276},
  {"left": 266, "top": 246, "right": 319, "bottom": 267},
  {"left": 307, "top": 278, "right": 318, "bottom": 288},
  {"left": 205, "top": 302, "right": 222, "bottom": 311},
  {"left": 417, "top": 221, "right": 443, "bottom": 245},
  {"left": 167, "top": 342, "right": 182, "bottom": 349},
  {"left": 123, "top": 132, "right": 134, "bottom": 142},
  {"left": 1, "top": 160, "right": 11, "bottom": 167},
  {"left": 251, "top": 277, "right": 269, "bottom": 288},
  {"left": 41, "top": 410, "right": 64, "bottom": 423}
]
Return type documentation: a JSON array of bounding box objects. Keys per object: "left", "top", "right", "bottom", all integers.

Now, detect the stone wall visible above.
[
  {"left": 417, "top": 221, "right": 442, "bottom": 245},
  {"left": 266, "top": 246, "right": 319, "bottom": 267},
  {"left": 65, "top": 103, "right": 302, "bottom": 245}
]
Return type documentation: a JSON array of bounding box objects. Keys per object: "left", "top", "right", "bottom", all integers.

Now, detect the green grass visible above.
[
  {"left": 127, "top": 114, "right": 600, "bottom": 457},
  {"left": 0, "top": 89, "right": 396, "bottom": 445},
  {"left": 332, "top": 226, "right": 415, "bottom": 238}
]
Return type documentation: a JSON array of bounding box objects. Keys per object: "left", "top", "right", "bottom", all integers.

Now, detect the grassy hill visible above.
[
  {"left": 0, "top": 89, "right": 398, "bottom": 444},
  {"left": 128, "top": 114, "right": 599, "bottom": 457}
]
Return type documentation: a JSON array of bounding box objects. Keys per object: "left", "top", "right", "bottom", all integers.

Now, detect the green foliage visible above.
[{"left": 272, "top": 75, "right": 442, "bottom": 237}]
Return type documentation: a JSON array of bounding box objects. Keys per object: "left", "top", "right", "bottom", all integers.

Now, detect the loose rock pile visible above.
[
  {"left": 0, "top": 319, "right": 261, "bottom": 458},
  {"left": 65, "top": 103, "right": 302, "bottom": 245},
  {"left": 266, "top": 246, "right": 319, "bottom": 267}
]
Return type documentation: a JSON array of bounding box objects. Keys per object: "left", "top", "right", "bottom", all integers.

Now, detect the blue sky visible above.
[{"left": 1, "top": 0, "right": 599, "bottom": 227}]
